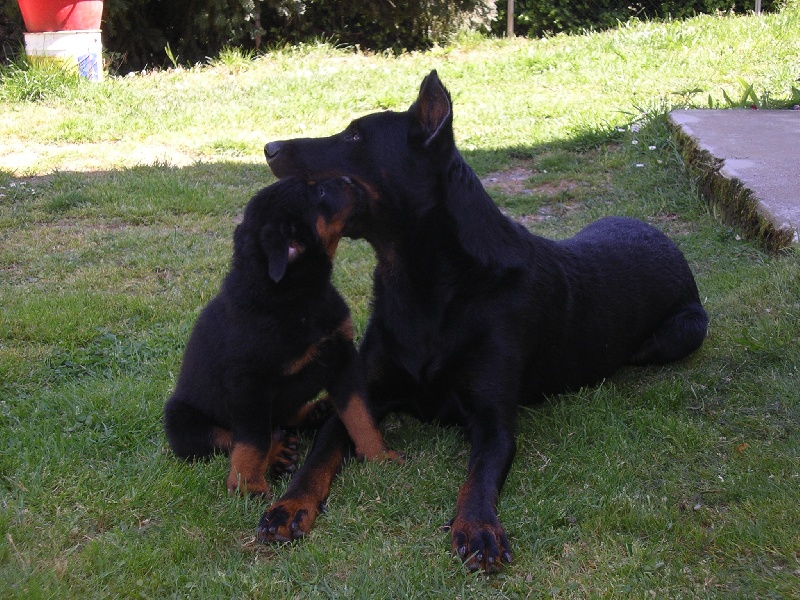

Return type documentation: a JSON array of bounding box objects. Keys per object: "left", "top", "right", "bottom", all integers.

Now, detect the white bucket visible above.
[{"left": 24, "top": 30, "right": 103, "bottom": 82}]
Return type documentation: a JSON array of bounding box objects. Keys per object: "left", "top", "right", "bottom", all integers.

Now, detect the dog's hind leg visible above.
[
  {"left": 163, "top": 396, "right": 232, "bottom": 460},
  {"left": 629, "top": 301, "right": 709, "bottom": 365}
]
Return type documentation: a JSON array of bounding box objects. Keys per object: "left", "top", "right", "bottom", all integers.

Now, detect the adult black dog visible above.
[
  {"left": 260, "top": 71, "right": 709, "bottom": 572},
  {"left": 164, "top": 177, "right": 397, "bottom": 499}
]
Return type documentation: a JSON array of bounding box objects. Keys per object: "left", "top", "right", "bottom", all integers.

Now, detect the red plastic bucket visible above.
[{"left": 18, "top": 0, "right": 103, "bottom": 33}]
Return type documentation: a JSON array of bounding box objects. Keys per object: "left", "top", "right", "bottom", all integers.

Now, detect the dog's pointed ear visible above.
[
  {"left": 260, "top": 224, "right": 289, "bottom": 282},
  {"left": 411, "top": 69, "right": 453, "bottom": 148}
]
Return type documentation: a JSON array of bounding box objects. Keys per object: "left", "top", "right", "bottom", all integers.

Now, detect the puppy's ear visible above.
[
  {"left": 260, "top": 224, "right": 289, "bottom": 282},
  {"left": 411, "top": 69, "right": 452, "bottom": 148},
  {"left": 261, "top": 222, "right": 304, "bottom": 282}
]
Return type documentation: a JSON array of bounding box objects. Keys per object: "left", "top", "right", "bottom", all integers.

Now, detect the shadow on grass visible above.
[{"left": 0, "top": 114, "right": 687, "bottom": 238}]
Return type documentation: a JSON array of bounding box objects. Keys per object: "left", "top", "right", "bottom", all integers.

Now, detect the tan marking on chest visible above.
[{"left": 282, "top": 317, "right": 354, "bottom": 376}]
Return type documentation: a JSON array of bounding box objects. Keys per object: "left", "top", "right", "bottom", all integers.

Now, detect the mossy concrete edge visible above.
[{"left": 667, "top": 113, "right": 796, "bottom": 253}]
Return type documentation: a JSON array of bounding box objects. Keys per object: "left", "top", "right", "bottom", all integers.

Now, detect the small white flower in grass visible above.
[
  {"left": 631, "top": 139, "right": 639, "bottom": 145},
  {"left": 648, "top": 145, "right": 657, "bottom": 151}
]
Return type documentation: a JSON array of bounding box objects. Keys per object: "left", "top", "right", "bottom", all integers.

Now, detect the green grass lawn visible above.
[{"left": 1, "top": 7, "right": 799, "bottom": 598}]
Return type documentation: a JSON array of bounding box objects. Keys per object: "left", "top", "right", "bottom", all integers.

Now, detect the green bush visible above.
[
  {"left": 106, "top": 0, "right": 498, "bottom": 72},
  {"left": 1, "top": 0, "right": 782, "bottom": 73},
  {"left": 494, "top": 0, "right": 779, "bottom": 37},
  {"left": 2, "top": 0, "right": 496, "bottom": 72},
  {"left": 270, "top": 0, "right": 497, "bottom": 52},
  {"left": 0, "top": 0, "right": 24, "bottom": 64}
]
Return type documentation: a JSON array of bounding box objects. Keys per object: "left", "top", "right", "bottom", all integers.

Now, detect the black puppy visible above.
[
  {"left": 164, "top": 177, "right": 397, "bottom": 498},
  {"left": 260, "top": 71, "right": 709, "bottom": 571}
]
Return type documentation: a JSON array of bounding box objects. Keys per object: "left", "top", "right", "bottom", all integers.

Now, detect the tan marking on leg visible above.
[
  {"left": 212, "top": 427, "right": 233, "bottom": 452},
  {"left": 337, "top": 393, "right": 401, "bottom": 462},
  {"left": 227, "top": 443, "right": 270, "bottom": 496},
  {"left": 337, "top": 316, "right": 354, "bottom": 341}
]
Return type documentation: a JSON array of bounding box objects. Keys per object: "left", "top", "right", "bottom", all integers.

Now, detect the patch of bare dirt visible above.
[
  {"left": 481, "top": 166, "right": 578, "bottom": 197},
  {"left": 481, "top": 167, "right": 535, "bottom": 195}
]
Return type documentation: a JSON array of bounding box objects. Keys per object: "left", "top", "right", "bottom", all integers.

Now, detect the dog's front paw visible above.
[
  {"left": 257, "top": 497, "right": 323, "bottom": 543},
  {"left": 446, "top": 515, "right": 512, "bottom": 574}
]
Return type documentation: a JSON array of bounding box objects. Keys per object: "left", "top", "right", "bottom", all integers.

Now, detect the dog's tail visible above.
[
  {"left": 163, "top": 396, "right": 231, "bottom": 460},
  {"left": 628, "top": 301, "right": 709, "bottom": 366}
]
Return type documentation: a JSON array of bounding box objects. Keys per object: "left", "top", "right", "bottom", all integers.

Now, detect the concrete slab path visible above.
[{"left": 668, "top": 109, "right": 800, "bottom": 251}]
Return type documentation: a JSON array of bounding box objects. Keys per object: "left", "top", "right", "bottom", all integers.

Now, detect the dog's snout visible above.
[{"left": 264, "top": 142, "right": 282, "bottom": 161}]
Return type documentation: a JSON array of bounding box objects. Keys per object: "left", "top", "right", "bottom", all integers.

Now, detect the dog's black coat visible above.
[
  {"left": 164, "top": 177, "right": 392, "bottom": 498},
  {"left": 261, "top": 70, "right": 709, "bottom": 571}
]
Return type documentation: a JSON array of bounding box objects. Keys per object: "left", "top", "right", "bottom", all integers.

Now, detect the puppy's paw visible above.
[
  {"left": 257, "top": 496, "right": 322, "bottom": 543},
  {"left": 267, "top": 430, "right": 300, "bottom": 478}
]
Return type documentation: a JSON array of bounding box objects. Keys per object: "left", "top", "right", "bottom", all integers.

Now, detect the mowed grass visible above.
[{"left": 1, "top": 7, "right": 799, "bottom": 598}]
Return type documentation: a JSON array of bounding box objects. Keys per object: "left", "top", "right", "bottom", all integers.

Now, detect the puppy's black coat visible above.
[
  {"left": 164, "top": 177, "right": 394, "bottom": 498},
  {"left": 260, "top": 71, "right": 709, "bottom": 570}
]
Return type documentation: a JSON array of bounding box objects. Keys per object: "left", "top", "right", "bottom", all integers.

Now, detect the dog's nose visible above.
[{"left": 264, "top": 142, "right": 282, "bottom": 161}]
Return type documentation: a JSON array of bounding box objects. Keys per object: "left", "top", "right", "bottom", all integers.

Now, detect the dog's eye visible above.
[{"left": 344, "top": 130, "right": 361, "bottom": 142}]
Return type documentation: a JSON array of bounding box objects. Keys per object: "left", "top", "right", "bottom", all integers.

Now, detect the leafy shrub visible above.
[
  {"left": 106, "top": 0, "right": 497, "bottom": 72},
  {"left": 494, "top": 0, "right": 780, "bottom": 37},
  {"left": 269, "top": 0, "right": 497, "bottom": 52},
  {"left": 0, "top": 1, "right": 24, "bottom": 64},
  {"left": 1, "top": 0, "right": 783, "bottom": 74}
]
